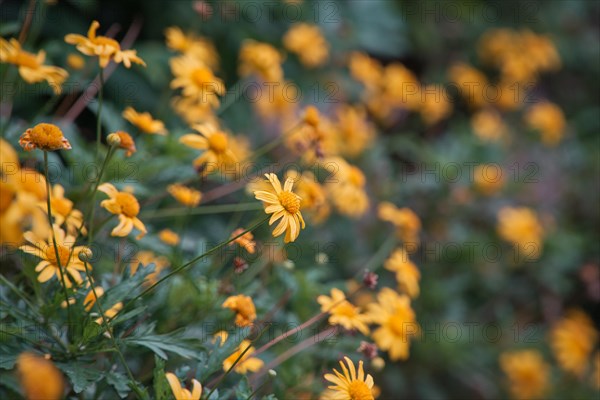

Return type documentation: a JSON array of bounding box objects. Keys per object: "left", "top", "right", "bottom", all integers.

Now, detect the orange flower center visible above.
[
  {"left": 92, "top": 36, "right": 120, "bottom": 50},
  {"left": 191, "top": 67, "right": 215, "bottom": 87},
  {"left": 279, "top": 191, "right": 300, "bottom": 214},
  {"left": 208, "top": 132, "right": 228, "bottom": 153},
  {"left": 334, "top": 302, "right": 358, "bottom": 318},
  {"left": 115, "top": 192, "right": 140, "bottom": 217},
  {"left": 28, "top": 123, "right": 66, "bottom": 150},
  {"left": 347, "top": 380, "right": 374, "bottom": 400},
  {"left": 45, "top": 244, "right": 71, "bottom": 267},
  {"left": 15, "top": 51, "right": 40, "bottom": 69}
]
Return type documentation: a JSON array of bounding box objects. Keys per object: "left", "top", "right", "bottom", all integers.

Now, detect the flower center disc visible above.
[
  {"left": 29, "top": 123, "right": 65, "bottom": 149},
  {"left": 46, "top": 244, "right": 71, "bottom": 267},
  {"left": 208, "top": 132, "right": 228, "bottom": 153},
  {"left": 115, "top": 192, "right": 140, "bottom": 217},
  {"left": 347, "top": 380, "right": 374, "bottom": 400},
  {"left": 279, "top": 191, "right": 300, "bottom": 214}
]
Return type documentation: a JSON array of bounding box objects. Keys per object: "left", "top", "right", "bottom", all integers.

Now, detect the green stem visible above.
[
  {"left": 86, "top": 146, "right": 116, "bottom": 245},
  {"left": 43, "top": 151, "right": 72, "bottom": 341},
  {"left": 140, "top": 202, "right": 262, "bottom": 219},
  {"left": 95, "top": 68, "right": 105, "bottom": 160}
]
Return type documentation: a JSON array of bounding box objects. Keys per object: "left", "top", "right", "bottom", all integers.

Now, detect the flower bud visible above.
[
  {"left": 78, "top": 247, "right": 93, "bottom": 262},
  {"left": 107, "top": 133, "right": 122, "bottom": 146}
]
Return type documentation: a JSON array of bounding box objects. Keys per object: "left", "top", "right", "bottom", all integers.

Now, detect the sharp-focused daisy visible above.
[
  {"left": 65, "top": 21, "right": 145, "bottom": 68},
  {"left": 19, "top": 123, "right": 71, "bottom": 152},
  {"left": 317, "top": 288, "right": 370, "bottom": 335},
  {"left": 17, "top": 352, "right": 65, "bottom": 400},
  {"left": 322, "top": 356, "right": 375, "bottom": 400},
  {"left": 165, "top": 372, "right": 202, "bottom": 400},
  {"left": 254, "top": 173, "right": 306, "bottom": 243},
  {"left": 283, "top": 23, "right": 329, "bottom": 68},
  {"left": 367, "top": 288, "right": 419, "bottom": 361},
  {"left": 170, "top": 55, "right": 224, "bottom": 107},
  {"left": 499, "top": 350, "right": 550, "bottom": 400},
  {"left": 222, "top": 340, "right": 264, "bottom": 374},
  {"left": 230, "top": 228, "right": 256, "bottom": 254},
  {"left": 19, "top": 224, "right": 89, "bottom": 288},
  {"left": 222, "top": 294, "right": 256, "bottom": 327},
  {"left": 98, "top": 183, "right": 147, "bottom": 239},
  {"left": 179, "top": 123, "right": 238, "bottom": 174},
  {"left": 122, "top": 107, "right": 168, "bottom": 135},
  {"left": 167, "top": 184, "right": 202, "bottom": 207},
  {"left": 0, "top": 38, "right": 68, "bottom": 95},
  {"left": 384, "top": 248, "right": 420, "bottom": 299}
]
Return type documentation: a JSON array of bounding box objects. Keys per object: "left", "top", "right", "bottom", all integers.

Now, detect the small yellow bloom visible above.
[
  {"left": 94, "top": 301, "right": 123, "bottom": 326},
  {"left": 65, "top": 21, "right": 146, "bottom": 68},
  {"left": 317, "top": 288, "right": 370, "bottom": 335},
  {"left": 473, "top": 164, "right": 505, "bottom": 196},
  {"left": 230, "top": 228, "right": 256, "bottom": 254},
  {"left": 499, "top": 350, "right": 550, "bottom": 400},
  {"left": 179, "top": 123, "right": 239, "bottom": 175},
  {"left": 550, "top": 309, "right": 598, "bottom": 377},
  {"left": 254, "top": 173, "right": 306, "bottom": 243},
  {"left": 39, "top": 184, "right": 86, "bottom": 236},
  {"left": 283, "top": 23, "right": 329, "bottom": 68},
  {"left": 367, "top": 288, "right": 419, "bottom": 361},
  {"left": 222, "top": 294, "right": 256, "bottom": 327},
  {"left": 109, "top": 131, "right": 136, "bottom": 156},
  {"left": 334, "top": 105, "right": 375, "bottom": 158},
  {"left": 448, "top": 63, "right": 488, "bottom": 108},
  {"left": 171, "top": 95, "right": 218, "bottom": 126},
  {"left": 129, "top": 250, "right": 170, "bottom": 286},
  {"left": 326, "top": 158, "right": 369, "bottom": 218},
  {"left": 419, "top": 84, "right": 452, "bottom": 126},
  {"left": 497, "top": 206, "right": 544, "bottom": 260},
  {"left": 165, "top": 26, "right": 218, "bottom": 68},
  {"left": 384, "top": 249, "right": 420, "bottom": 299},
  {"left": 19, "top": 224, "right": 89, "bottom": 288},
  {"left": 159, "top": 229, "right": 180, "bottom": 246},
  {"left": 17, "top": 352, "right": 65, "bottom": 400},
  {"left": 19, "top": 123, "right": 72, "bottom": 152},
  {"left": 170, "top": 55, "right": 225, "bottom": 108},
  {"left": 524, "top": 102, "right": 566, "bottom": 146},
  {"left": 285, "top": 170, "right": 330, "bottom": 223},
  {"left": 122, "top": 107, "right": 168, "bottom": 135},
  {"left": 165, "top": 372, "right": 202, "bottom": 400},
  {"left": 0, "top": 38, "right": 68, "bottom": 94},
  {"left": 378, "top": 202, "right": 421, "bottom": 249},
  {"left": 471, "top": 109, "right": 508, "bottom": 143},
  {"left": 348, "top": 52, "right": 383, "bottom": 92},
  {"left": 321, "top": 356, "right": 375, "bottom": 400},
  {"left": 66, "top": 53, "right": 85, "bottom": 70},
  {"left": 223, "top": 340, "right": 264, "bottom": 374},
  {"left": 98, "top": 183, "right": 147, "bottom": 239},
  {"left": 167, "top": 183, "right": 202, "bottom": 207},
  {"left": 238, "top": 40, "right": 284, "bottom": 81}
]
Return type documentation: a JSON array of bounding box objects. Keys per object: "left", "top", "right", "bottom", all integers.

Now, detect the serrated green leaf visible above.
[
  {"left": 58, "top": 362, "right": 104, "bottom": 393},
  {"left": 106, "top": 370, "right": 131, "bottom": 398}
]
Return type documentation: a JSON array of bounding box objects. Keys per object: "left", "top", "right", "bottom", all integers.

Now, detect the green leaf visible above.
[
  {"left": 234, "top": 376, "right": 253, "bottom": 399},
  {"left": 58, "top": 362, "right": 104, "bottom": 393},
  {"left": 123, "top": 324, "right": 200, "bottom": 360},
  {"left": 81, "top": 319, "right": 104, "bottom": 342},
  {"left": 106, "top": 371, "right": 131, "bottom": 398}
]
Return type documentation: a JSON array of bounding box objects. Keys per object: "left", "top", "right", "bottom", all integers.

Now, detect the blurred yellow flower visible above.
[
  {"left": 129, "top": 250, "right": 170, "bottom": 286},
  {"left": 17, "top": 352, "right": 64, "bottom": 400},
  {"left": 384, "top": 248, "right": 420, "bottom": 299},
  {"left": 448, "top": 63, "right": 488, "bottom": 108},
  {"left": 65, "top": 21, "right": 145, "bottom": 68},
  {"left": 334, "top": 105, "right": 375, "bottom": 158},
  {"left": 19, "top": 123, "right": 71, "bottom": 152},
  {"left": 377, "top": 202, "right": 421, "bottom": 249},
  {"left": 0, "top": 38, "right": 68, "bottom": 95},
  {"left": 170, "top": 55, "right": 225, "bottom": 107},
  {"left": 348, "top": 52, "right": 383, "bottom": 92},
  {"left": 123, "top": 107, "right": 168, "bottom": 135},
  {"left": 497, "top": 206, "right": 544, "bottom": 260},
  {"left": 222, "top": 340, "right": 264, "bottom": 374},
  {"left": 109, "top": 131, "right": 136, "bottom": 156},
  {"left": 66, "top": 53, "right": 85, "bottom": 70},
  {"left": 165, "top": 26, "right": 218, "bottom": 68},
  {"left": 419, "top": 84, "right": 452, "bottom": 126},
  {"left": 238, "top": 40, "right": 284, "bottom": 81},
  {"left": 317, "top": 288, "right": 370, "bottom": 335},
  {"left": 254, "top": 173, "right": 306, "bottom": 243},
  {"left": 20, "top": 224, "right": 89, "bottom": 288},
  {"left": 159, "top": 229, "right": 180, "bottom": 246},
  {"left": 326, "top": 158, "right": 369, "bottom": 218},
  {"left": 283, "top": 23, "right": 329, "bottom": 68},
  {"left": 167, "top": 184, "right": 202, "bottom": 207},
  {"left": 550, "top": 309, "right": 598, "bottom": 377},
  {"left": 222, "top": 294, "right": 256, "bottom": 327},
  {"left": 524, "top": 102, "right": 565, "bottom": 146},
  {"left": 321, "top": 356, "right": 375, "bottom": 400},
  {"left": 285, "top": 170, "right": 330, "bottom": 224},
  {"left": 98, "top": 183, "right": 147, "bottom": 239},
  {"left": 39, "top": 184, "right": 86, "bottom": 236},
  {"left": 473, "top": 164, "right": 505, "bottom": 196},
  {"left": 94, "top": 301, "right": 123, "bottom": 325},
  {"left": 230, "top": 228, "right": 256, "bottom": 254},
  {"left": 367, "top": 288, "right": 419, "bottom": 361},
  {"left": 83, "top": 286, "right": 105, "bottom": 312},
  {"left": 471, "top": 109, "right": 508, "bottom": 143},
  {"left": 179, "top": 123, "right": 238, "bottom": 175},
  {"left": 499, "top": 350, "right": 550, "bottom": 400},
  {"left": 165, "top": 372, "right": 202, "bottom": 400}
]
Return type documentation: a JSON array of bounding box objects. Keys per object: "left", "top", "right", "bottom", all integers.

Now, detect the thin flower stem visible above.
[
  {"left": 85, "top": 145, "right": 116, "bottom": 245},
  {"left": 43, "top": 151, "right": 72, "bottom": 341},
  {"left": 82, "top": 262, "right": 148, "bottom": 400},
  {"left": 95, "top": 68, "right": 105, "bottom": 161},
  {"left": 140, "top": 202, "right": 262, "bottom": 219},
  {"left": 354, "top": 234, "right": 397, "bottom": 278}
]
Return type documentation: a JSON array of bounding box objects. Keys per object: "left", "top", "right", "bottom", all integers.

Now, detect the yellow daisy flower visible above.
[
  {"left": 165, "top": 372, "right": 202, "bottom": 400},
  {"left": 17, "top": 352, "right": 65, "bottom": 400},
  {"left": 222, "top": 294, "right": 256, "bottom": 327},
  {"left": 230, "top": 228, "right": 256, "bottom": 254},
  {"left": 321, "top": 356, "right": 375, "bottom": 400},
  {"left": 499, "top": 350, "right": 550, "bottom": 400},
  {"left": 38, "top": 184, "right": 86, "bottom": 236},
  {"left": 165, "top": 26, "right": 218, "bottom": 68},
  {"left": 473, "top": 164, "right": 505, "bottom": 196},
  {"left": 0, "top": 38, "right": 68, "bottom": 95},
  {"left": 129, "top": 250, "right": 170, "bottom": 286},
  {"left": 317, "top": 288, "right": 370, "bottom": 335},
  {"left": 367, "top": 288, "right": 419, "bottom": 361},
  {"left": 524, "top": 101, "right": 566, "bottom": 146},
  {"left": 158, "top": 229, "right": 180, "bottom": 246},
  {"left": 238, "top": 40, "right": 284, "bottom": 81},
  {"left": 19, "top": 224, "right": 89, "bottom": 288},
  {"left": 550, "top": 309, "right": 598, "bottom": 377},
  {"left": 384, "top": 248, "right": 420, "bottom": 299},
  {"left": 471, "top": 109, "right": 508, "bottom": 143},
  {"left": 326, "top": 158, "right": 369, "bottom": 218},
  {"left": 170, "top": 55, "right": 225, "bottom": 107},
  {"left": 98, "top": 183, "right": 147, "bottom": 239},
  {"left": 377, "top": 202, "right": 421, "bottom": 249},
  {"left": 334, "top": 105, "right": 375, "bottom": 158},
  {"left": 448, "top": 63, "right": 488, "bottom": 108},
  {"left": 179, "top": 123, "right": 238, "bottom": 175},
  {"left": 167, "top": 184, "right": 202, "bottom": 207},
  {"left": 254, "top": 173, "right": 306, "bottom": 243},
  {"left": 65, "top": 21, "right": 145, "bottom": 68},
  {"left": 19, "top": 123, "right": 71, "bottom": 152},
  {"left": 285, "top": 170, "right": 330, "bottom": 224},
  {"left": 283, "top": 23, "right": 329, "bottom": 68},
  {"left": 223, "top": 340, "right": 264, "bottom": 374},
  {"left": 122, "top": 107, "right": 168, "bottom": 135},
  {"left": 497, "top": 206, "right": 544, "bottom": 261}
]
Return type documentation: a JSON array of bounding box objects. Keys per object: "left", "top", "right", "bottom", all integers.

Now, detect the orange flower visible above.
[
  {"left": 108, "top": 131, "right": 136, "bottom": 156},
  {"left": 98, "top": 183, "right": 146, "bottom": 239},
  {"left": 230, "top": 228, "right": 256, "bottom": 254},
  {"left": 222, "top": 294, "right": 256, "bottom": 327},
  {"left": 123, "top": 107, "right": 168, "bottom": 135},
  {"left": 17, "top": 352, "right": 65, "bottom": 400},
  {"left": 19, "top": 123, "right": 71, "bottom": 152}
]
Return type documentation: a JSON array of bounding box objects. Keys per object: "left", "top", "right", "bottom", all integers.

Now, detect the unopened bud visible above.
[
  {"left": 268, "top": 369, "right": 277, "bottom": 377},
  {"left": 107, "top": 133, "right": 121, "bottom": 146},
  {"left": 78, "top": 247, "right": 93, "bottom": 262},
  {"left": 233, "top": 257, "right": 248, "bottom": 274},
  {"left": 362, "top": 270, "right": 378, "bottom": 290},
  {"left": 357, "top": 341, "right": 378, "bottom": 359}
]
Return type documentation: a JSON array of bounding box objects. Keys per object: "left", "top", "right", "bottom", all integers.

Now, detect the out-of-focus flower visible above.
[
  {"left": 550, "top": 309, "right": 598, "bottom": 377},
  {"left": 497, "top": 206, "right": 544, "bottom": 260},
  {"left": 377, "top": 202, "right": 421, "bottom": 249},
  {"left": 238, "top": 40, "right": 284, "bottom": 81},
  {"left": 167, "top": 184, "right": 202, "bottom": 207},
  {"left": 348, "top": 52, "right": 383, "bottom": 92},
  {"left": 171, "top": 95, "right": 218, "bottom": 126},
  {"left": 222, "top": 294, "right": 256, "bottom": 327},
  {"left": 357, "top": 341, "right": 378, "bottom": 359},
  {"left": 109, "top": 131, "right": 136, "bottom": 156},
  {"left": 66, "top": 53, "right": 85, "bottom": 70},
  {"left": 419, "top": 84, "right": 452, "bottom": 126},
  {"left": 19, "top": 224, "right": 89, "bottom": 288},
  {"left": 367, "top": 288, "right": 419, "bottom": 361},
  {"left": 334, "top": 105, "right": 375, "bottom": 157},
  {"left": 19, "top": 123, "right": 71, "bottom": 152},
  {"left": 123, "top": 107, "right": 168, "bottom": 135},
  {"left": 283, "top": 23, "right": 329, "bottom": 68},
  {"left": 83, "top": 286, "right": 105, "bottom": 312},
  {"left": 254, "top": 80, "right": 298, "bottom": 121},
  {"left": 98, "top": 183, "right": 146, "bottom": 239},
  {"left": 38, "top": 184, "right": 86, "bottom": 236},
  {"left": 524, "top": 102, "right": 565, "bottom": 146},
  {"left": 254, "top": 173, "right": 306, "bottom": 243},
  {"left": 592, "top": 351, "right": 600, "bottom": 389},
  {"left": 159, "top": 229, "right": 180, "bottom": 246},
  {"left": 230, "top": 228, "right": 256, "bottom": 254},
  {"left": 471, "top": 109, "right": 508, "bottom": 142},
  {"left": 285, "top": 106, "right": 339, "bottom": 164},
  {"left": 384, "top": 63, "right": 421, "bottom": 111},
  {"left": 179, "top": 123, "right": 239, "bottom": 175},
  {"left": 448, "top": 63, "right": 488, "bottom": 108},
  {"left": 65, "top": 21, "right": 145, "bottom": 68},
  {"left": 321, "top": 356, "right": 375, "bottom": 400},
  {"left": 17, "top": 352, "right": 64, "bottom": 400},
  {"left": 165, "top": 372, "right": 202, "bottom": 400},
  {"left": 285, "top": 170, "right": 330, "bottom": 223},
  {"left": 0, "top": 38, "right": 68, "bottom": 94},
  {"left": 129, "top": 250, "right": 170, "bottom": 286},
  {"left": 94, "top": 301, "right": 123, "bottom": 325},
  {"left": 384, "top": 248, "right": 420, "bottom": 298},
  {"left": 222, "top": 340, "right": 264, "bottom": 374},
  {"left": 170, "top": 55, "right": 225, "bottom": 107},
  {"left": 317, "top": 288, "right": 370, "bottom": 334},
  {"left": 473, "top": 164, "right": 505, "bottom": 196},
  {"left": 165, "top": 26, "right": 218, "bottom": 68},
  {"left": 499, "top": 350, "right": 550, "bottom": 400},
  {"left": 326, "top": 158, "right": 369, "bottom": 218}
]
